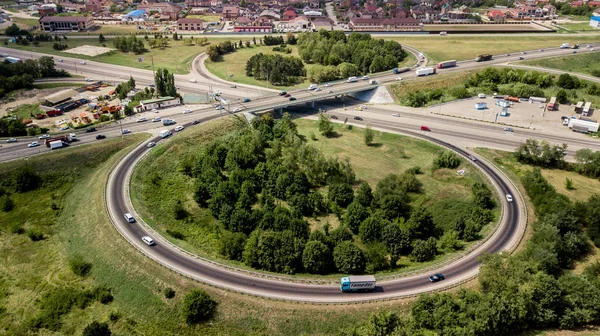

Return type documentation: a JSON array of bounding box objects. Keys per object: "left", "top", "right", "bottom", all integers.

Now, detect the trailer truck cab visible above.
[{"left": 340, "top": 275, "right": 376, "bottom": 293}]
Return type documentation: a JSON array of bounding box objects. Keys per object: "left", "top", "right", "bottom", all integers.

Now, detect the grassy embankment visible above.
[
  {"left": 521, "top": 51, "right": 600, "bottom": 76},
  {"left": 4, "top": 37, "right": 228, "bottom": 74},
  {"left": 0, "top": 132, "right": 412, "bottom": 335},
  {"left": 390, "top": 35, "right": 600, "bottom": 64},
  {"left": 205, "top": 45, "right": 416, "bottom": 90},
  {"left": 130, "top": 116, "right": 497, "bottom": 279}
]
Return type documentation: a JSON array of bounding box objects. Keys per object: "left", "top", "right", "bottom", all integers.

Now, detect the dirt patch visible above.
[{"left": 63, "top": 45, "right": 114, "bottom": 57}]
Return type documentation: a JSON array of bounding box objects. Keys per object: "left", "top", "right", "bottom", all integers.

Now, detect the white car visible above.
[
  {"left": 6, "top": 138, "right": 17, "bottom": 143},
  {"left": 80, "top": 61, "right": 86, "bottom": 65},
  {"left": 39, "top": 134, "right": 50, "bottom": 139},
  {"left": 151, "top": 108, "right": 158, "bottom": 113},
  {"left": 141, "top": 236, "right": 155, "bottom": 246},
  {"left": 215, "top": 105, "right": 223, "bottom": 110},
  {"left": 69, "top": 133, "right": 77, "bottom": 140},
  {"left": 392, "top": 113, "right": 400, "bottom": 117},
  {"left": 183, "top": 109, "right": 192, "bottom": 114},
  {"left": 57, "top": 58, "right": 63, "bottom": 62},
  {"left": 28, "top": 141, "right": 40, "bottom": 148},
  {"left": 362, "top": 75, "right": 369, "bottom": 80},
  {"left": 396, "top": 77, "right": 403, "bottom": 81},
  {"left": 147, "top": 142, "right": 156, "bottom": 148},
  {"left": 85, "top": 78, "right": 94, "bottom": 82},
  {"left": 189, "top": 79, "right": 197, "bottom": 83},
  {"left": 506, "top": 194, "right": 513, "bottom": 202},
  {"left": 360, "top": 105, "right": 367, "bottom": 109},
  {"left": 174, "top": 126, "right": 184, "bottom": 132},
  {"left": 152, "top": 117, "right": 161, "bottom": 122},
  {"left": 136, "top": 117, "right": 147, "bottom": 122},
  {"left": 324, "top": 83, "right": 333, "bottom": 87},
  {"left": 314, "top": 88, "right": 321, "bottom": 92},
  {"left": 232, "top": 107, "right": 242, "bottom": 112},
  {"left": 122, "top": 129, "right": 131, "bottom": 134}
]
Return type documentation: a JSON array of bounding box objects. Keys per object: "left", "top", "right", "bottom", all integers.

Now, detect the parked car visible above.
[
  {"left": 59, "top": 126, "right": 69, "bottom": 131},
  {"left": 122, "top": 129, "right": 131, "bottom": 134},
  {"left": 151, "top": 108, "right": 158, "bottom": 113},
  {"left": 141, "top": 236, "right": 155, "bottom": 246},
  {"left": 39, "top": 134, "right": 50, "bottom": 139},
  {"left": 174, "top": 126, "right": 185, "bottom": 132},
  {"left": 360, "top": 105, "right": 367, "bottom": 109},
  {"left": 147, "top": 142, "right": 156, "bottom": 148},
  {"left": 284, "top": 93, "right": 291, "bottom": 98},
  {"left": 429, "top": 273, "right": 445, "bottom": 282},
  {"left": 506, "top": 194, "right": 513, "bottom": 202},
  {"left": 354, "top": 116, "right": 363, "bottom": 121},
  {"left": 28, "top": 141, "right": 40, "bottom": 148},
  {"left": 96, "top": 134, "right": 106, "bottom": 140},
  {"left": 5, "top": 138, "right": 17, "bottom": 143}
]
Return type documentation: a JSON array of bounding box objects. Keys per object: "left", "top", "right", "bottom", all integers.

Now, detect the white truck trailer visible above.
[
  {"left": 340, "top": 275, "right": 376, "bottom": 293},
  {"left": 568, "top": 119, "right": 599, "bottom": 133},
  {"left": 49, "top": 140, "right": 63, "bottom": 149},
  {"left": 415, "top": 67, "right": 436, "bottom": 77}
]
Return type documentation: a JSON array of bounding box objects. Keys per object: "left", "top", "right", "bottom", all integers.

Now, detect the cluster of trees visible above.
[
  {"left": 465, "top": 68, "right": 554, "bottom": 96},
  {"left": 113, "top": 35, "right": 145, "bottom": 54},
  {"left": 114, "top": 76, "right": 136, "bottom": 100},
  {"left": 346, "top": 168, "right": 600, "bottom": 336},
  {"left": 5, "top": 23, "right": 31, "bottom": 36},
  {"left": 182, "top": 114, "right": 494, "bottom": 275},
  {"left": 0, "top": 56, "right": 68, "bottom": 99},
  {"left": 515, "top": 138, "right": 567, "bottom": 168},
  {"left": 553, "top": 0, "right": 596, "bottom": 16},
  {"left": 297, "top": 30, "right": 406, "bottom": 77},
  {"left": 206, "top": 41, "right": 235, "bottom": 61},
  {"left": 263, "top": 35, "right": 285, "bottom": 46},
  {"left": 245, "top": 53, "right": 305, "bottom": 86},
  {"left": 574, "top": 148, "right": 600, "bottom": 178},
  {"left": 154, "top": 68, "right": 177, "bottom": 98},
  {"left": 148, "top": 36, "right": 169, "bottom": 49},
  {"left": 182, "top": 36, "right": 208, "bottom": 46}
]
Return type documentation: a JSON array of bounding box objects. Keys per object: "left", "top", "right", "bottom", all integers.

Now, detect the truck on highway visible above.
[
  {"left": 560, "top": 43, "right": 570, "bottom": 49},
  {"left": 475, "top": 54, "right": 493, "bottom": 62},
  {"left": 160, "top": 129, "right": 172, "bottom": 138},
  {"left": 437, "top": 60, "right": 457, "bottom": 69},
  {"left": 162, "top": 119, "right": 176, "bottom": 126},
  {"left": 392, "top": 67, "right": 409, "bottom": 74},
  {"left": 49, "top": 140, "right": 64, "bottom": 149},
  {"left": 340, "top": 275, "right": 376, "bottom": 293},
  {"left": 347, "top": 76, "right": 358, "bottom": 83},
  {"left": 44, "top": 135, "right": 72, "bottom": 147},
  {"left": 5, "top": 57, "right": 22, "bottom": 64},
  {"left": 415, "top": 67, "right": 436, "bottom": 77}
]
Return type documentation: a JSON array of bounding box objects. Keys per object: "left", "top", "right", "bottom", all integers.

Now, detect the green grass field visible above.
[
  {"left": 521, "top": 51, "right": 600, "bottom": 76},
  {"left": 130, "top": 116, "right": 496, "bottom": 280},
  {"left": 205, "top": 45, "right": 416, "bottom": 89},
  {"left": 388, "top": 35, "right": 600, "bottom": 64},
  {"left": 32, "top": 82, "right": 85, "bottom": 89},
  {"left": 4, "top": 37, "right": 227, "bottom": 75},
  {"left": 9, "top": 103, "right": 42, "bottom": 119},
  {"left": 186, "top": 14, "right": 222, "bottom": 22},
  {"left": 0, "top": 127, "right": 414, "bottom": 336},
  {"left": 561, "top": 22, "right": 600, "bottom": 31}
]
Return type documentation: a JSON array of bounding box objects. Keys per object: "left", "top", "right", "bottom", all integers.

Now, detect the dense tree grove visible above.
[
  {"left": 183, "top": 114, "right": 496, "bottom": 275},
  {"left": 297, "top": 30, "right": 406, "bottom": 81},
  {"left": 345, "top": 167, "right": 600, "bottom": 336},
  {"left": 112, "top": 35, "right": 145, "bottom": 54},
  {"left": 154, "top": 68, "right": 177, "bottom": 98},
  {"left": 515, "top": 139, "right": 567, "bottom": 168},
  {"left": 245, "top": 53, "right": 305, "bottom": 86},
  {"left": 0, "top": 56, "right": 68, "bottom": 102},
  {"left": 206, "top": 41, "right": 235, "bottom": 61}
]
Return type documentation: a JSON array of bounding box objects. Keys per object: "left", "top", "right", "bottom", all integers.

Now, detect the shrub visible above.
[
  {"left": 173, "top": 200, "right": 188, "bottom": 220},
  {"left": 69, "top": 254, "right": 92, "bottom": 277},
  {"left": 166, "top": 229, "right": 185, "bottom": 240},
  {"left": 12, "top": 166, "right": 41, "bottom": 192},
  {"left": 27, "top": 228, "right": 44, "bottom": 241},
  {"left": 433, "top": 151, "right": 461, "bottom": 169},
  {"left": 1, "top": 195, "right": 14, "bottom": 212},
  {"left": 182, "top": 289, "right": 217, "bottom": 324},
  {"left": 82, "top": 321, "right": 111, "bottom": 336},
  {"left": 164, "top": 287, "right": 175, "bottom": 299}
]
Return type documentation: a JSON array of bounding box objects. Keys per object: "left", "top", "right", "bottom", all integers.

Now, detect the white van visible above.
[
  {"left": 308, "top": 84, "right": 318, "bottom": 90},
  {"left": 124, "top": 213, "right": 135, "bottom": 223},
  {"left": 141, "top": 236, "right": 155, "bottom": 246},
  {"left": 347, "top": 76, "right": 357, "bottom": 83}
]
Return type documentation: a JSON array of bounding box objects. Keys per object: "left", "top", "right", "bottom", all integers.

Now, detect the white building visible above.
[
  {"left": 135, "top": 96, "right": 181, "bottom": 112},
  {"left": 590, "top": 16, "right": 600, "bottom": 28}
]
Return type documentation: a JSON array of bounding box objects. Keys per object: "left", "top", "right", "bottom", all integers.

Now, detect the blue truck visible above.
[
  {"left": 340, "top": 275, "right": 376, "bottom": 293},
  {"left": 392, "top": 67, "right": 409, "bottom": 74}
]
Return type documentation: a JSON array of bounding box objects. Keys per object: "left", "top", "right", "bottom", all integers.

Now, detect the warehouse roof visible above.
[{"left": 43, "top": 89, "right": 78, "bottom": 105}]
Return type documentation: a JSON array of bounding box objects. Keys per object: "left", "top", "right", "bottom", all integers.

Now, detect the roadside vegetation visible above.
[
  {"left": 132, "top": 114, "right": 496, "bottom": 277},
  {"left": 392, "top": 68, "right": 600, "bottom": 107},
  {"left": 522, "top": 52, "right": 600, "bottom": 77}
]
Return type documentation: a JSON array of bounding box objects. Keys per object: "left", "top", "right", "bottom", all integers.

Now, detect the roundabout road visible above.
[{"left": 106, "top": 116, "right": 525, "bottom": 303}]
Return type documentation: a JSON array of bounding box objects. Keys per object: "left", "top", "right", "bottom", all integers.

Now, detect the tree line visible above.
[
  {"left": 173, "top": 114, "right": 495, "bottom": 275},
  {"left": 344, "top": 167, "right": 600, "bottom": 335},
  {"left": 297, "top": 30, "right": 407, "bottom": 80},
  {"left": 112, "top": 35, "right": 146, "bottom": 54},
  {"left": 245, "top": 53, "right": 305, "bottom": 86}
]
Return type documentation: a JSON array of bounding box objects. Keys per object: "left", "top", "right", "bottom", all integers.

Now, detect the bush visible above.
[
  {"left": 1, "top": 194, "right": 14, "bottom": 212},
  {"left": 69, "top": 254, "right": 92, "bottom": 277},
  {"left": 302, "top": 240, "right": 332, "bottom": 274},
  {"left": 12, "top": 166, "right": 41, "bottom": 192},
  {"left": 182, "top": 289, "right": 217, "bottom": 324},
  {"left": 82, "top": 321, "right": 111, "bottom": 336},
  {"left": 173, "top": 200, "right": 188, "bottom": 220},
  {"left": 333, "top": 241, "right": 366, "bottom": 274},
  {"left": 27, "top": 228, "right": 44, "bottom": 241},
  {"left": 166, "top": 229, "right": 185, "bottom": 240},
  {"left": 434, "top": 151, "right": 461, "bottom": 169},
  {"left": 164, "top": 287, "right": 175, "bottom": 299}
]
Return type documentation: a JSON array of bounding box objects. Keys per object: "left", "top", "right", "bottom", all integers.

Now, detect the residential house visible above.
[
  {"left": 282, "top": 8, "right": 297, "bottom": 20},
  {"left": 258, "top": 9, "right": 280, "bottom": 20},
  {"left": 312, "top": 17, "right": 333, "bottom": 30},
  {"left": 222, "top": 5, "right": 240, "bottom": 20},
  {"left": 286, "top": 15, "right": 309, "bottom": 28},
  {"left": 85, "top": 0, "right": 104, "bottom": 12},
  {"left": 391, "top": 7, "right": 409, "bottom": 18},
  {"left": 185, "top": 0, "right": 211, "bottom": 7},
  {"left": 543, "top": 4, "right": 556, "bottom": 18},
  {"left": 38, "top": 3, "right": 57, "bottom": 15},
  {"left": 411, "top": 8, "right": 426, "bottom": 21},
  {"left": 137, "top": 3, "right": 181, "bottom": 20},
  {"left": 39, "top": 15, "right": 95, "bottom": 32},
  {"left": 59, "top": 2, "right": 85, "bottom": 12},
  {"left": 234, "top": 16, "right": 253, "bottom": 26},
  {"left": 485, "top": 9, "right": 505, "bottom": 22},
  {"left": 177, "top": 17, "right": 204, "bottom": 31}
]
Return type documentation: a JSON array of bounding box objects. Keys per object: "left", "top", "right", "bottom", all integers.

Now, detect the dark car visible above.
[
  {"left": 289, "top": 97, "right": 296, "bottom": 101},
  {"left": 331, "top": 115, "right": 338, "bottom": 120},
  {"left": 279, "top": 91, "right": 287, "bottom": 96},
  {"left": 192, "top": 120, "right": 201, "bottom": 125},
  {"left": 243, "top": 98, "right": 251, "bottom": 103},
  {"left": 284, "top": 93, "right": 291, "bottom": 98},
  {"left": 95, "top": 134, "right": 106, "bottom": 140},
  {"left": 429, "top": 273, "right": 445, "bottom": 282},
  {"left": 86, "top": 127, "right": 97, "bottom": 133},
  {"left": 354, "top": 116, "right": 363, "bottom": 121}
]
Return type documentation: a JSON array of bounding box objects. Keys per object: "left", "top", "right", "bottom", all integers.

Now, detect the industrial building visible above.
[{"left": 38, "top": 15, "right": 95, "bottom": 32}]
